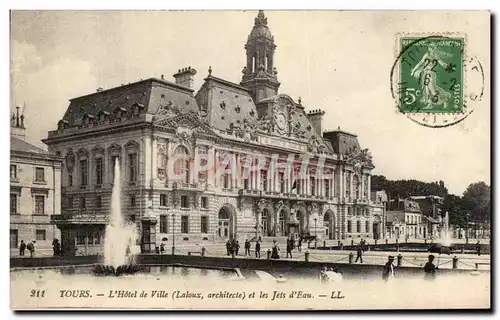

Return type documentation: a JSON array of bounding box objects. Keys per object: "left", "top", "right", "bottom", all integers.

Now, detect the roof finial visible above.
[
  {"left": 161, "top": 74, "right": 164, "bottom": 80},
  {"left": 208, "top": 66, "right": 212, "bottom": 76},
  {"left": 298, "top": 96, "right": 302, "bottom": 105},
  {"left": 255, "top": 10, "right": 268, "bottom": 26}
]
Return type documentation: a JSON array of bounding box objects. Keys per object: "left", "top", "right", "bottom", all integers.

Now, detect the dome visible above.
[{"left": 248, "top": 10, "right": 274, "bottom": 41}]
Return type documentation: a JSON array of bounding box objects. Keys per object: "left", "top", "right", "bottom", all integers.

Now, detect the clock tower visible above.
[{"left": 240, "top": 10, "right": 281, "bottom": 103}]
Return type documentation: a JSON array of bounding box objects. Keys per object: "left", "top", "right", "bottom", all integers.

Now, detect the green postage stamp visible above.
[{"left": 398, "top": 36, "right": 464, "bottom": 114}]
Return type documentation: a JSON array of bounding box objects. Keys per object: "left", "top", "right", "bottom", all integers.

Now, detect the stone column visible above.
[
  {"left": 234, "top": 153, "right": 240, "bottom": 189},
  {"left": 256, "top": 159, "right": 261, "bottom": 191},
  {"left": 207, "top": 147, "right": 215, "bottom": 189},
  {"left": 214, "top": 149, "right": 220, "bottom": 187},
  {"left": 193, "top": 145, "right": 199, "bottom": 184},
  {"left": 360, "top": 174, "right": 365, "bottom": 200},
  {"left": 231, "top": 153, "right": 237, "bottom": 189}
]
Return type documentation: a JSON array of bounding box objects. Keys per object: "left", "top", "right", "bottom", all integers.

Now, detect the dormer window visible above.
[
  {"left": 131, "top": 103, "right": 145, "bottom": 116},
  {"left": 113, "top": 106, "right": 127, "bottom": 119},
  {"left": 81, "top": 113, "right": 95, "bottom": 126},
  {"left": 97, "top": 110, "right": 110, "bottom": 123},
  {"left": 57, "top": 119, "right": 69, "bottom": 130}
]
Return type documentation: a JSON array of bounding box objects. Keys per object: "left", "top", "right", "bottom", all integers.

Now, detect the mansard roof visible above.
[
  {"left": 11, "top": 137, "right": 49, "bottom": 155},
  {"left": 60, "top": 78, "right": 198, "bottom": 127}
]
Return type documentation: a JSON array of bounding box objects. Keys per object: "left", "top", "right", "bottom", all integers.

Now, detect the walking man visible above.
[
  {"left": 476, "top": 240, "right": 481, "bottom": 256},
  {"left": 244, "top": 239, "right": 251, "bottom": 256},
  {"left": 255, "top": 240, "right": 261, "bottom": 258},
  {"left": 286, "top": 239, "right": 293, "bottom": 258},
  {"left": 355, "top": 243, "right": 363, "bottom": 263},
  {"left": 27, "top": 241, "right": 35, "bottom": 258},
  {"left": 19, "top": 240, "right": 26, "bottom": 256}
]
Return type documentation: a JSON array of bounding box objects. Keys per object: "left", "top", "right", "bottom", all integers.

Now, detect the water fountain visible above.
[
  {"left": 92, "top": 158, "right": 141, "bottom": 276},
  {"left": 438, "top": 211, "right": 452, "bottom": 247}
]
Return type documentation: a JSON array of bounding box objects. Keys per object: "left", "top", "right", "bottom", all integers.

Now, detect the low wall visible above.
[
  {"left": 10, "top": 255, "right": 101, "bottom": 269},
  {"left": 137, "top": 254, "right": 476, "bottom": 279},
  {"left": 317, "top": 242, "right": 491, "bottom": 254}
]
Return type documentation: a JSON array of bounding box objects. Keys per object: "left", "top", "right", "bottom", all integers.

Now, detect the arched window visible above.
[
  {"left": 173, "top": 146, "right": 190, "bottom": 184},
  {"left": 353, "top": 175, "right": 360, "bottom": 199},
  {"left": 356, "top": 220, "right": 361, "bottom": 233}
]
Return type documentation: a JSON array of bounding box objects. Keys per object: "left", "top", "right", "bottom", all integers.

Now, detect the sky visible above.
[{"left": 9, "top": 10, "right": 490, "bottom": 195}]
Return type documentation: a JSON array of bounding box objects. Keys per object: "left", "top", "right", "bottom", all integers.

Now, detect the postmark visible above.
[{"left": 390, "top": 34, "right": 484, "bottom": 128}]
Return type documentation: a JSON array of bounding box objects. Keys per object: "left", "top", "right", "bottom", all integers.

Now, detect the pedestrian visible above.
[
  {"left": 298, "top": 237, "right": 303, "bottom": 252},
  {"left": 355, "top": 243, "right": 363, "bottom": 263},
  {"left": 423, "top": 255, "right": 437, "bottom": 280},
  {"left": 244, "top": 239, "right": 251, "bottom": 256},
  {"left": 160, "top": 243, "right": 165, "bottom": 254},
  {"left": 52, "top": 238, "right": 58, "bottom": 256},
  {"left": 476, "top": 241, "right": 481, "bottom": 256},
  {"left": 286, "top": 239, "right": 293, "bottom": 258},
  {"left": 382, "top": 256, "right": 395, "bottom": 281},
  {"left": 255, "top": 240, "right": 261, "bottom": 258},
  {"left": 271, "top": 240, "right": 280, "bottom": 259},
  {"left": 226, "top": 240, "right": 232, "bottom": 256},
  {"left": 235, "top": 240, "right": 240, "bottom": 256},
  {"left": 19, "top": 240, "right": 26, "bottom": 256},
  {"left": 27, "top": 241, "right": 35, "bottom": 258}
]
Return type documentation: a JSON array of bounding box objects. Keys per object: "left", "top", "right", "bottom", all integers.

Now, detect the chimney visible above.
[
  {"left": 11, "top": 106, "right": 27, "bottom": 140},
  {"left": 307, "top": 109, "right": 325, "bottom": 135},
  {"left": 173, "top": 66, "right": 197, "bottom": 89}
]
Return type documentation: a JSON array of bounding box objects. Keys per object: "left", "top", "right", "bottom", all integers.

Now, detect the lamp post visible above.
[
  {"left": 314, "top": 218, "right": 317, "bottom": 237},
  {"left": 465, "top": 213, "right": 470, "bottom": 244},
  {"left": 172, "top": 213, "right": 176, "bottom": 255}
]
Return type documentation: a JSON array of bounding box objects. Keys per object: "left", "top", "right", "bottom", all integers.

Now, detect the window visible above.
[
  {"left": 279, "top": 172, "right": 285, "bottom": 193},
  {"left": 130, "top": 195, "right": 136, "bottom": 207},
  {"left": 129, "top": 215, "right": 136, "bottom": 223},
  {"left": 36, "top": 230, "right": 46, "bottom": 241},
  {"left": 243, "top": 178, "right": 249, "bottom": 190},
  {"left": 10, "top": 194, "right": 17, "bottom": 214},
  {"left": 181, "top": 195, "right": 189, "bottom": 208},
  {"left": 160, "top": 215, "right": 168, "bottom": 233},
  {"left": 201, "top": 216, "right": 209, "bottom": 233},
  {"left": 345, "top": 175, "right": 351, "bottom": 197},
  {"left": 201, "top": 197, "right": 208, "bottom": 209},
  {"left": 365, "top": 221, "right": 369, "bottom": 233},
  {"left": 347, "top": 220, "right": 352, "bottom": 233},
  {"left": 35, "top": 167, "right": 45, "bottom": 182},
  {"left": 77, "top": 232, "right": 87, "bottom": 245},
  {"left": 67, "top": 195, "right": 73, "bottom": 209},
  {"left": 353, "top": 175, "right": 360, "bottom": 199},
  {"left": 261, "top": 170, "right": 268, "bottom": 191},
  {"left": 324, "top": 179, "right": 330, "bottom": 197},
  {"left": 10, "top": 164, "right": 17, "bottom": 179},
  {"left": 68, "top": 173, "right": 73, "bottom": 187},
  {"left": 79, "top": 159, "right": 88, "bottom": 186},
  {"left": 94, "top": 158, "right": 104, "bottom": 185},
  {"left": 128, "top": 153, "right": 138, "bottom": 183},
  {"left": 80, "top": 197, "right": 86, "bottom": 209},
  {"left": 310, "top": 177, "right": 316, "bottom": 195},
  {"left": 111, "top": 155, "right": 119, "bottom": 182},
  {"left": 160, "top": 194, "right": 168, "bottom": 207},
  {"left": 356, "top": 221, "right": 361, "bottom": 233},
  {"left": 181, "top": 216, "right": 189, "bottom": 233},
  {"left": 223, "top": 174, "right": 230, "bottom": 189},
  {"left": 34, "top": 195, "right": 45, "bottom": 215},
  {"left": 95, "top": 196, "right": 102, "bottom": 208},
  {"left": 173, "top": 146, "right": 189, "bottom": 184}
]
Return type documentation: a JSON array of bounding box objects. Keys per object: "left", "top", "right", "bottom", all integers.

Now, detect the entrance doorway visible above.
[
  {"left": 278, "top": 210, "right": 290, "bottom": 236},
  {"left": 218, "top": 207, "right": 233, "bottom": 240},
  {"left": 262, "top": 209, "right": 272, "bottom": 236},
  {"left": 373, "top": 223, "right": 379, "bottom": 240},
  {"left": 10, "top": 229, "right": 18, "bottom": 249}
]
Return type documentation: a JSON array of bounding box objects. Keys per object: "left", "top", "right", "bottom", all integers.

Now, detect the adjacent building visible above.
[
  {"left": 43, "top": 11, "right": 380, "bottom": 254},
  {"left": 385, "top": 198, "right": 428, "bottom": 240},
  {"left": 10, "top": 107, "right": 62, "bottom": 255}
]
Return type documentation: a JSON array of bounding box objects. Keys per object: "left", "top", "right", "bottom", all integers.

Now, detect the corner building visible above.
[{"left": 44, "top": 11, "right": 379, "bottom": 254}]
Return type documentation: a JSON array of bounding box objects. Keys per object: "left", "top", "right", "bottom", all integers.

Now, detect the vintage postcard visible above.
[{"left": 9, "top": 10, "right": 490, "bottom": 310}]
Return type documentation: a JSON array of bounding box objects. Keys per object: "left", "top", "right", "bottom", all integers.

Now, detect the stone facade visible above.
[
  {"left": 10, "top": 107, "right": 62, "bottom": 255},
  {"left": 43, "top": 11, "right": 380, "bottom": 254},
  {"left": 386, "top": 199, "right": 428, "bottom": 239}
]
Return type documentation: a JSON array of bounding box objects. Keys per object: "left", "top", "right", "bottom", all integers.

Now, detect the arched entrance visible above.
[
  {"left": 278, "top": 209, "right": 290, "bottom": 237},
  {"left": 323, "top": 210, "right": 335, "bottom": 239},
  {"left": 218, "top": 205, "right": 235, "bottom": 240},
  {"left": 297, "top": 209, "right": 307, "bottom": 236},
  {"left": 261, "top": 208, "right": 273, "bottom": 236}
]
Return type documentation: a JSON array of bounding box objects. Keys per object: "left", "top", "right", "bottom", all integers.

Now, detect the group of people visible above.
[
  {"left": 226, "top": 239, "right": 242, "bottom": 257},
  {"left": 355, "top": 239, "right": 369, "bottom": 263},
  {"left": 18, "top": 240, "right": 36, "bottom": 258},
  {"left": 381, "top": 254, "right": 438, "bottom": 281}
]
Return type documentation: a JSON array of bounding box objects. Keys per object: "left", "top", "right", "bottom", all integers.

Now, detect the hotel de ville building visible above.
[{"left": 43, "top": 11, "right": 383, "bottom": 254}]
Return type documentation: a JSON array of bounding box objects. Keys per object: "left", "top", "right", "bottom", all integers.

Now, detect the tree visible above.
[{"left": 461, "top": 182, "right": 491, "bottom": 225}]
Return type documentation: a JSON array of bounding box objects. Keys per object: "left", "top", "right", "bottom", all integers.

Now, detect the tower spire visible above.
[{"left": 240, "top": 10, "right": 280, "bottom": 102}]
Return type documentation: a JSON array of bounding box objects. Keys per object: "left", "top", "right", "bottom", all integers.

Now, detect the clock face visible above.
[{"left": 275, "top": 113, "right": 286, "bottom": 131}]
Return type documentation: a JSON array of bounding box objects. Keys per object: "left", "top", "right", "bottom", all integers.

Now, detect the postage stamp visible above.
[
  {"left": 390, "top": 34, "right": 484, "bottom": 128},
  {"left": 398, "top": 36, "right": 464, "bottom": 114}
]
